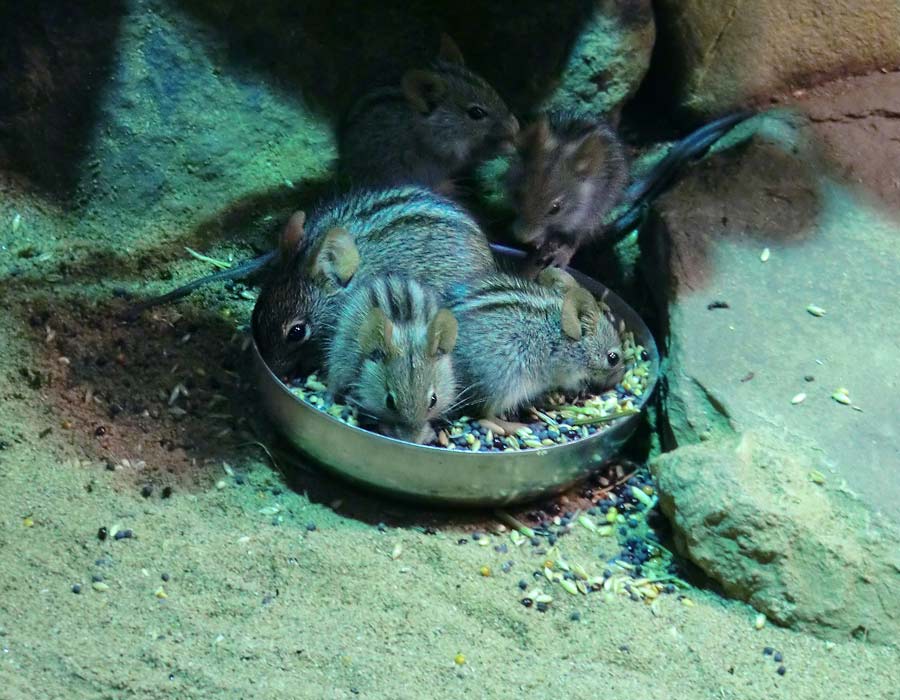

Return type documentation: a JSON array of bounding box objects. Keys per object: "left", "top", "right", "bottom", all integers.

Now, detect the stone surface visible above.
[
  {"left": 652, "top": 431, "right": 900, "bottom": 644},
  {"left": 645, "top": 99, "right": 900, "bottom": 523},
  {"left": 644, "top": 74, "right": 900, "bottom": 640},
  {"left": 646, "top": 0, "right": 900, "bottom": 116}
]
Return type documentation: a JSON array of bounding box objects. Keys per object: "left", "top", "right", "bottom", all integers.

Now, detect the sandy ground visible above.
[{"left": 1, "top": 207, "right": 898, "bottom": 699}]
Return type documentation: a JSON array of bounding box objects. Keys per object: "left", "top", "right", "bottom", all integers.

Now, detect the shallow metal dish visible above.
[{"left": 252, "top": 246, "right": 659, "bottom": 506}]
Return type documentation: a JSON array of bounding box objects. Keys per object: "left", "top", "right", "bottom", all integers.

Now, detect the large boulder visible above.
[
  {"left": 652, "top": 432, "right": 900, "bottom": 644},
  {"left": 646, "top": 0, "right": 900, "bottom": 117},
  {"left": 644, "top": 77, "right": 900, "bottom": 640}
]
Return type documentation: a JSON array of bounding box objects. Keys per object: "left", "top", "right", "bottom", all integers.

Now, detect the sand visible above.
[{"left": 0, "top": 226, "right": 898, "bottom": 699}]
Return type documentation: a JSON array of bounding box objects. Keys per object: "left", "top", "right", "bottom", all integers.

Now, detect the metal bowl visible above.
[{"left": 252, "top": 246, "right": 659, "bottom": 506}]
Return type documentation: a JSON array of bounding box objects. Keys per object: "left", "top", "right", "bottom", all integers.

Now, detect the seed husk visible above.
[
  {"left": 791, "top": 393, "right": 806, "bottom": 405},
  {"left": 806, "top": 304, "right": 826, "bottom": 317},
  {"left": 831, "top": 388, "right": 851, "bottom": 405}
]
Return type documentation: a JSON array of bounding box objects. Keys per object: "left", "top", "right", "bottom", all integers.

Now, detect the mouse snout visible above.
[{"left": 379, "top": 421, "right": 434, "bottom": 445}]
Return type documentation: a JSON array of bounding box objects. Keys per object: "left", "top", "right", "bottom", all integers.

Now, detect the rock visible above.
[
  {"left": 645, "top": 101, "right": 900, "bottom": 523},
  {"left": 647, "top": 0, "right": 900, "bottom": 116},
  {"left": 539, "top": 0, "right": 656, "bottom": 120},
  {"left": 644, "top": 77, "right": 900, "bottom": 641},
  {"left": 651, "top": 432, "right": 900, "bottom": 644}
]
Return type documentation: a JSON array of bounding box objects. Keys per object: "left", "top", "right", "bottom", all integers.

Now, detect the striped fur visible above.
[
  {"left": 327, "top": 276, "right": 457, "bottom": 444},
  {"left": 338, "top": 50, "right": 518, "bottom": 190},
  {"left": 254, "top": 185, "right": 497, "bottom": 378},
  {"left": 449, "top": 273, "right": 623, "bottom": 417}
]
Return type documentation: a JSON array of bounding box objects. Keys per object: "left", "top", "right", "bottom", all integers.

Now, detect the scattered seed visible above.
[
  {"left": 390, "top": 543, "right": 403, "bottom": 560},
  {"left": 760, "top": 247, "right": 770, "bottom": 262},
  {"left": 831, "top": 388, "right": 851, "bottom": 405},
  {"left": 22, "top": 516, "right": 33, "bottom": 528},
  {"left": 806, "top": 304, "right": 826, "bottom": 317},
  {"left": 791, "top": 393, "right": 806, "bottom": 405},
  {"left": 154, "top": 586, "right": 168, "bottom": 599},
  {"left": 92, "top": 581, "right": 110, "bottom": 592},
  {"left": 479, "top": 565, "right": 491, "bottom": 577},
  {"left": 454, "top": 653, "right": 465, "bottom": 666},
  {"left": 809, "top": 470, "right": 826, "bottom": 485},
  {"left": 12, "top": 213, "right": 22, "bottom": 231},
  {"left": 560, "top": 578, "right": 579, "bottom": 595},
  {"left": 754, "top": 613, "right": 766, "bottom": 630}
]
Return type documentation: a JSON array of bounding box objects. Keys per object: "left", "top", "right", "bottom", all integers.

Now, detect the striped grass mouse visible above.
[
  {"left": 339, "top": 34, "right": 519, "bottom": 192},
  {"left": 327, "top": 275, "right": 458, "bottom": 443},
  {"left": 252, "top": 186, "right": 496, "bottom": 379},
  {"left": 447, "top": 268, "right": 623, "bottom": 431}
]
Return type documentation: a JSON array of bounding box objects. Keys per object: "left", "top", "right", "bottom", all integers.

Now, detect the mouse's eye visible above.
[
  {"left": 385, "top": 392, "right": 397, "bottom": 412},
  {"left": 467, "top": 105, "right": 487, "bottom": 120},
  {"left": 286, "top": 321, "right": 310, "bottom": 343},
  {"left": 607, "top": 351, "right": 620, "bottom": 367},
  {"left": 547, "top": 199, "right": 562, "bottom": 216},
  {"left": 429, "top": 392, "right": 438, "bottom": 408}
]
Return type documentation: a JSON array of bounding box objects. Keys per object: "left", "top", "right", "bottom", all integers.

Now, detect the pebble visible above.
[
  {"left": 114, "top": 529, "right": 133, "bottom": 540},
  {"left": 777, "top": 666, "right": 786, "bottom": 676},
  {"left": 773, "top": 652, "right": 783, "bottom": 663},
  {"left": 71, "top": 583, "right": 81, "bottom": 594},
  {"left": 305, "top": 522, "right": 317, "bottom": 532}
]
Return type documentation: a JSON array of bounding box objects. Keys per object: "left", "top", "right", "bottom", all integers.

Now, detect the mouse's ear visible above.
[
  {"left": 279, "top": 210, "right": 306, "bottom": 262},
  {"left": 517, "top": 116, "right": 553, "bottom": 154},
  {"left": 359, "top": 307, "right": 394, "bottom": 356},
  {"left": 571, "top": 131, "right": 610, "bottom": 177},
  {"left": 438, "top": 34, "right": 465, "bottom": 66},
  {"left": 537, "top": 267, "right": 579, "bottom": 293},
  {"left": 427, "top": 309, "right": 458, "bottom": 356},
  {"left": 561, "top": 286, "right": 599, "bottom": 340},
  {"left": 308, "top": 227, "right": 359, "bottom": 288},
  {"left": 402, "top": 69, "right": 446, "bottom": 114}
]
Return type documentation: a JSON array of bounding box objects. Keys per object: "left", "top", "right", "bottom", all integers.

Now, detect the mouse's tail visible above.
[
  {"left": 120, "top": 250, "right": 276, "bottom": 321},
  {"left": 606, "top": 110, "right": 756, "bottom": 242}
]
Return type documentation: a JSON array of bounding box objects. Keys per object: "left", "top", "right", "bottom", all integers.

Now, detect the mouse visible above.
[
  {"left": 252, "top": 185, "right": 497, "bottom": 379},
  {"left": 326, "top": 275, "right": 458, "bottom": 444},
  {"left": 446, "top": 267, "right": 623, "bottom": 432},
  {"left": 505, "top": 111, "right": 627, "bottom": 275},
  {"left": 504, "top": 110, "right": 757, "bottom": 275},
  {"left": 338, "top": 34, "right": 519, "bottom": 193}
]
